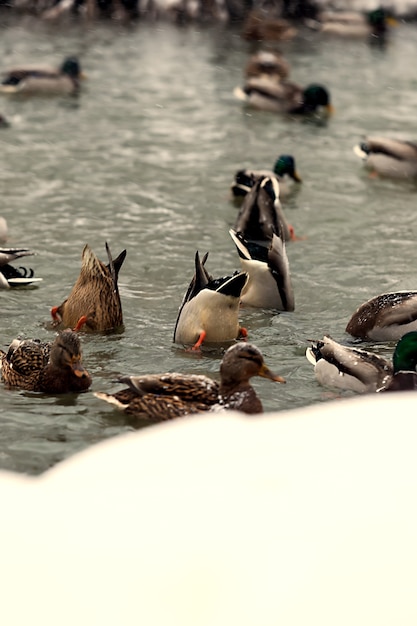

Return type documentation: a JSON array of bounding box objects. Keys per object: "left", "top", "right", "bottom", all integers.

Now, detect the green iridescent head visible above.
[
  {"left": 273, "top": 155, "right": 302, "bottom": 182},
  {"left": 60, "top": 57, "right": 82, "bottom": 78},
  {"left": 393, "top": 331, "right": 417, "bottom": 373},
  {"left": 303, "top": 84, "right": 332, "bottom": 114}
]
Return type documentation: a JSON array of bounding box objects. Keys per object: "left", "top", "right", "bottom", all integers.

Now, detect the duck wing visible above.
[
  {"left": 355, "top": 137, "right": 417, "bottom": 161},
  {"left": 346, "top": 291, "right": 417, "bottom": 340}
]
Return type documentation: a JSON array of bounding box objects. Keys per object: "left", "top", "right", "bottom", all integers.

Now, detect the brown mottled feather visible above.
[
  {"left": 0, "top": 330, "right": 91, "bottom": 393},
  {"left": 95, "top": 342, "right": 285, "bottom": 421},
  {"left": 52, "top": 242, "right": 126, "bottom": 332}
]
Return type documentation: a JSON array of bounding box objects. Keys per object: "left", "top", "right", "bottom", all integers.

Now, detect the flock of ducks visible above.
[{"left": 1, "top": 11, "right": 417, "bottom": 424}]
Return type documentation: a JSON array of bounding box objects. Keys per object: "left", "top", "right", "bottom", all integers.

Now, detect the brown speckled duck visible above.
[
  {"left": 51, "top": 242, "right": 126, "bottom": 333},
  {"left": 0, "top": 329, "right": 91, "bottom": 393},
  {"left": 94, "top": 342, "right": 285, "bottom": 419}
]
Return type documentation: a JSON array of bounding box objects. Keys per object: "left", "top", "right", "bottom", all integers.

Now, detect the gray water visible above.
[{"left": 1, "top": 15, "right": 417, "bottom": 474}]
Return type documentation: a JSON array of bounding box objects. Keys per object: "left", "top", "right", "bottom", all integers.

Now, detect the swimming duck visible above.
[
  {"left": 0, "top": 56, "right": 84, "bottom": 97},
  {"left": 306, "top": 332, "right": 417, "bottom": 393},
  {"left": 353, "top": 136, "right": 417, "bottom": 179},
  {"left": 234, "top": 76, "right": 332, "bottom": 119},
  {"left": 0, "top": 247, "right": 42, "bottom": 288},
  {"left": 173, "top": 251, "right": 248, "bottom": 350},
  {"left": 0, "top": 329, "right": 91, "bottom": 393},
  {"left": 233, "top": 175, "right": 296, "bottom": 243},
  {"left": 242, "top": 10, "right": 297, "bottom": 41},
  {"left": 95, "top": 341, "right": 285, "bottom": 419},
  {"left": 231, "top": 154, "right": 302, "bottom": 202},
  {"left": 229, "top": 228, "right": 294, "bottom": 311},
  {"left": 346, "top": 291, "right": 417, "bottom": 342},
  {"left": 50, "top": 242, "right": 126, "bottom": 333},
  {"left": 307, "top": 7, "right": 397, "bottom": 42},
  {"left": 244, "top": 50, "right": 291, "bottom": 81}
]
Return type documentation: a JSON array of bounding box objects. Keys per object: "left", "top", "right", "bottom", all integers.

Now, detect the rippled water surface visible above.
[{"left": 1, "top": 15, "right": 417, "bottom": 473}]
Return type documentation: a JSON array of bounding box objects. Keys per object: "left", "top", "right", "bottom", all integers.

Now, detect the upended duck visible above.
[
  {"left": 173, "top": 251, "right": 248, "bottom": 350},
  {"left": 95, "top": 341, "right": 285, "bottom": 419},
  {"left": 233, "top": 175, "right": 297, "bottom": 243},
  {"left": 234, "top": 76, "right": 332, "bottom": 119},
  {"left": 50, "top": 242, "right": 126, "bottom": 333},
  {"left": 0, "top": 56, "right": 84, "bottom": 97},
  {"left": 306, "top": 332, "right": 417, "bottom": 393},
  {"left": 0, "top": 247, "right": 42, "bottom": 288},
  {"left": 229, "top": 229, "right": 294, "bottom": 311},
  {"left": 0, "top": 329, "right": 91, "bottom": 393},
  {"left": 231, "top": 154, "right": 302, "bottom": 203},
  {"left": 345, "top": 291, "right": 417, "bottom": 341},
  {"left": 354, "top": 136, "right": 417, "bottom": 179}
]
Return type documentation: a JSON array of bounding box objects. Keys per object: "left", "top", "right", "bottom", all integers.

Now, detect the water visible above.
[{"left": 0, "top": 15, "right": 416, "bottom": 474}]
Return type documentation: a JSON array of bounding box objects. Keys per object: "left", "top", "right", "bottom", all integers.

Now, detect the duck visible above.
[
  {"left": 242, "top": 10, "right": 297, "bottom": 41},
  {"left": 306, "top": 332, "right": 417, "bottom": 394},
  {"left": 94, "top": 341, "right": 285, "bottom": 419},
  {"left": 0, "top": 246, "right": 42, "bottom": 288},
  {"left": 345, "top": 291, "right": 417, "bottom": 342},
  {"left": 234, "top": 76, "right": 333, "bottom": 119},
  {"left": 0, "top": 329, "right": 91, "bottom": 393},
  {"left": 353, "top": 136, "right": 417, "bottom": 180},
  {"left": 173, "top": 251, "right": 248, "bottom": 350},
  {"left": 307, "top": 7, "right": 397, "bottom": 42},
  {"left": 233, "top": 175, "right": 297, "bottom": 243},
  {"left": 229, "top": 228, "right": 294, "bottom": 311},
  {"left": 0, "top": 56, "right": 84, "bottom": 97},
  {"left": 244, "top": 50, "right": 291, "bottom": 81},
  {"left": 50, "top": 242, "right": 126, "bottom": 333},
  {"left": 231, "top": 154, "right": 302, "bottom": 203}
]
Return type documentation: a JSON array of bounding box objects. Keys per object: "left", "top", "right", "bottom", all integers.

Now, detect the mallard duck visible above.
[
  {"left": 233, "top": 175, "right": 297, "bottom": 243},
  {"left": 95, "top": 341, "right": 285, "bottom": 419},
  {"left": 229, "top": 229, "right": 294, "bottom": 311},
  {"left": 307, "top": 7, "right": 397, "bottom": 41},
  {"left": 231, "top": 154, "right": 302, "bottom": 202},
  {"left": 306, "top": 332, "right": 417, "bottom": 393},
  {"left": 50, "top": 242, "right": 126, "bottom": 333},
  {"left": 173, "top": 251, "right": 248, "bottom": 350},
  {"left": 244, "top": 51, "right": 291, "bottom": 81},
  {"left": 345, "top": 291, "right": 417, "bottom": 341},
  {"left": 0, "top": 329, "right": 91, "bottom": 393},
  {"left": 0, "top": 56, "right": 84, "bottom": 97},
  {"left": 234, "top": 76, "right": 333, "bottom": 119},
  {"left": 242, "top": 10, "right": 297, "bottom": 41},
  {"left": 353, "top": 136, "right": 417, "bottom": 179},
  {"left": 0, "top": 247, "right": 42, "bottom": 288}
]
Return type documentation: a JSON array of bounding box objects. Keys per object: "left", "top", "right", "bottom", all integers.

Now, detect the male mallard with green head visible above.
[
  {"left": 306, "top": 332, "right": 417, "bottom": 394},
  {"left": 0, "top": 56, "right": 85, "bottom": 97},
  {"left": 231, "top": 154, "right": 302, "bottom": 202},
  {"left": 95, "top": 342, "right": 285, "bottom": 419},
  {"left": 234, "top": 77, "right": 333, "bottom": 119},
  {"left": 0, "top": 329, "right": 91, "bottom": 393},
  {"left": 51, "top": 242, "right": 126, "bottom": 333}
]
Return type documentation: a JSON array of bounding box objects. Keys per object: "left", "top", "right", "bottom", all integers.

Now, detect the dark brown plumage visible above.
[
  {"left": 0, "top": 329, "right": 91, "bottom": 393},
  {"left": 51, "top": 242, "right": 126, "bottom": 333},
  {"left": 95, "top": 342, "right": 285, "bottom": 420}
]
